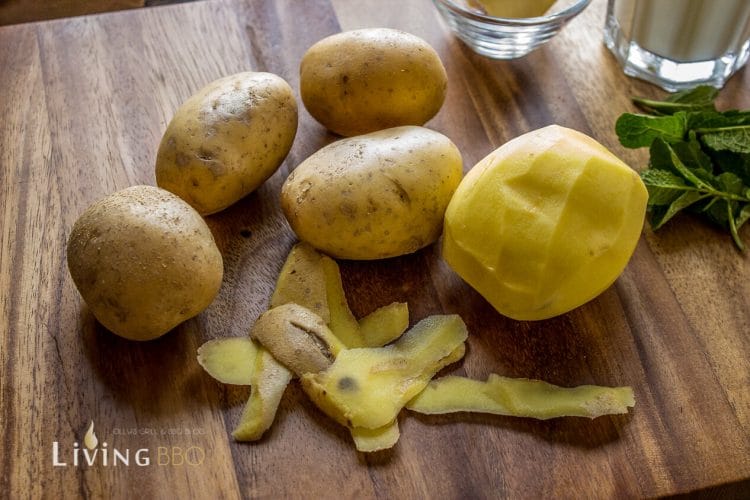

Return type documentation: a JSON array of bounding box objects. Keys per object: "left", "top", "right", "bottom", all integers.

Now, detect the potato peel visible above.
[
  {"left": 250, "top": 303, "right": 345, "bottom": 377},
  {"left": 351, "top": 421, "right": 400, "bottom": 453},
  {"left": 358, "top": 302, "right": 409, "bottom": 347},
  {"left": 270, "top": 242, "right": 330, "bottom": 322},
  {"left": 320, "top": 256, "right": 364, "bottom": 347},
  {"left": 300, "top": 314, "right": 468, "bottom": 429},
  {"left": 232, "top": 347, "right": 293, "bottom": 441},
  {"left": 198, "top": 242, "right": 635, "bottom": 453},
  {"left": 197, "top": 337, "right": 259, "bottom": 385},
  {"left": 406, "top": 374, "right": 635, "bottom": 419}
]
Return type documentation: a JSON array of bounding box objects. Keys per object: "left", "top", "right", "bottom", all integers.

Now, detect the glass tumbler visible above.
[{"left": 604, "top": 0, "right": 750, "bottom": 91}]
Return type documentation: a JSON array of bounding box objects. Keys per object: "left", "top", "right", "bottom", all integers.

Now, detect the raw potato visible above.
[
  {"left": 156, "top": 72, "right": 298, "bottom": 215},
  {"left": 407, "top": 374, "right": 635, "bottom": 419},
  {"left": 300, "top": 28, "right": 448, "bottom": 136},
  {"left": 67, "top": 185, "right": 223, "bottom": 341},
  {"left": 281, "top": 126, "right": 463, "bottom": 260},
  {"left": 300, "top": 314, "right": 468, "bottom": 429},
  {"left": 443, "top": 125, "right": 648, "bottom": 320}
]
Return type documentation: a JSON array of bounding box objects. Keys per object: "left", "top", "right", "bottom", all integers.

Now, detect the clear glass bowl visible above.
[{"left": 433, "top": 0, "right": 592, "bottom": 59}]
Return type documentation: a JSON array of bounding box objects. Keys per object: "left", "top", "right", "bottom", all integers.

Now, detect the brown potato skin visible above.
[
  {"left": 155, "top": 72, "right": 298, "bottom": 215},
  {"left": 300, "top": 28, "right": 447, "bottom": 137},
  {"left": 280, "top": 126, "right": 463, "bottom": 260},
  {"left": 67, "top": 185, "right": 223, "bottom": 341}
]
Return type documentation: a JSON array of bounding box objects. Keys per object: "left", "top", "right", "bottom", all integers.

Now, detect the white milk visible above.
[{"left": 613, "top": 0, "right": 750, "bottom": 62}]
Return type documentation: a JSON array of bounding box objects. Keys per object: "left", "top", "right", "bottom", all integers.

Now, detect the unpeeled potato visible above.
[
  {"left": 156, "top": 72, "right": 298, "bottom": 215},
  {"left": 67, "top": 185, "right": 223, "bottom": 341},
  {"left": 281, "top": 126, "right": 463, "bottom": 260},
  {"left": 300, "top": 28, "right": 447, "bottom": 137}
]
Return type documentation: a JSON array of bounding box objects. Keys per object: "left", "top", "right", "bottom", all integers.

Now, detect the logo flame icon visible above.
[{"left": 84, "top": 421, "right": 98, "bottom": 450}]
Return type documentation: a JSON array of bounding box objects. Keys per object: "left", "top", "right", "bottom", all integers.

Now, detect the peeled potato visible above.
[{"left": 443, "top": 125, "right": 648, "bottom": 320}]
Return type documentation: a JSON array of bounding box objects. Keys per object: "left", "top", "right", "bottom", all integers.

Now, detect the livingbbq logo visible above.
[{"left": 52, "top": 421, "right": 205, "bottom": 467}]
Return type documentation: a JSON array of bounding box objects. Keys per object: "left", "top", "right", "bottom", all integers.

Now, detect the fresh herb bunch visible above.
[{"left": 615, "top": 86, "right": 750, "bottom": 250}]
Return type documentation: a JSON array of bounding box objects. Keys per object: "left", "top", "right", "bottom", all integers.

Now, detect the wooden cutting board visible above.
[{"left": 1, "top": 0, "right": 749, "bottom": 497}]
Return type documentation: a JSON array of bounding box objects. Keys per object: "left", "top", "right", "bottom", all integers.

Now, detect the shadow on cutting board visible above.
[{"left": 79, "top": 305, "right": 210, "bottom": 416}]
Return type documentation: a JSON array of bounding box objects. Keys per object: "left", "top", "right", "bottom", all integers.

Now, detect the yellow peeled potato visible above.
[
  {"left": 300, "top": 28, "right": 447, "bottom": 137},
  {"left": 281, "top": 126, "right": 463, "bottom": 260},
  {"left": 67, "top": 185, "right": 223, "bottom": 340},
  {"left": 156, "top": 72, "right": 298, "bottom": 215},
  {"left": 443, "top": 125, "right": 648, "bottom": 320}
]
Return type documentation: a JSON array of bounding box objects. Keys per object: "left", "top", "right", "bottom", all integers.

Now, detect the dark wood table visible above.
[{"left": 2, "top": 0, "right": 749, "bottom": 497}]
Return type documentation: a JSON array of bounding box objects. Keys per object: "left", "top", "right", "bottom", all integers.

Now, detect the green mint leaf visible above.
[
  {"left": 618, "top": 86, "right": 750, "bottom": 249},
  {"left": 709, "top": 149, "right": 750, "bottom": 184},
  {"left": 649, "top": 138, "right": 718, "bottom": 189},
  {"left": 698, "top": 196, "right": 720, "bottom": 212},
  {"left": 736, "top": 203, "right": 750, "bottom": 230},
  {"left": 650, "top": 191, "right": 710, "bottom": 230},
  {"left": 648, "top": 137, "right": 678, "bottom": 170},
  {"left": 674, "top": 132, "right": 714, "bottom": 172},
  {"left": 632, "top": 86, "right": 717, "bottom": 115},
  {"left": 700, "top": 125, "right": 750, "bottom": 153},
  {"left": 702, "top": 197, "right": 746, "bottom": 251},
  {"left": 640, "top": 169, "right": 690, "bottom": 206},
  {"left": 667, "top": 85, "right": 719, "bottom": 106},
  {"left": 689, "top": 110, "right": 750, "bottom": 130},
  {"left": 727, "top": 202, "right": 745, "bottom": 251},
  {"left": 663, "top": 140, "right": 714, "bottom": 190},
  {"left": 716, "top": 172, "right": 745, "bottom": 195},
  {"left": 695, "top": 197, "right": 728, "bottom": 228},
  {"left": 616, "top": 112, "right": 687, "bottom": 148}
]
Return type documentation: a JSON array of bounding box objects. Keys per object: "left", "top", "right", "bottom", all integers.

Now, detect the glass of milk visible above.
[{"left": 605, "top": 0, "right": 750, "bottom": 90}]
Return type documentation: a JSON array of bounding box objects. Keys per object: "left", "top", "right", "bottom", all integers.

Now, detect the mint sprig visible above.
[{"left": 616, "top": 86, "right": 750, "bottom": 251}]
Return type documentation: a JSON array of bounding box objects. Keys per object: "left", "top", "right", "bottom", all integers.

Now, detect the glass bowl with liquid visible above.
[{"left": 433, "top": 0, "right": 592, "bottom": 59}]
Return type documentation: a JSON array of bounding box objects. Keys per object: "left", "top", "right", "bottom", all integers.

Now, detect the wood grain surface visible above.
[
  {"left": 1, "top": 0, "right": 749, "bottom": 498},
  {"left": 0, "top": 0, "right": 144, "bottom": 26}
]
